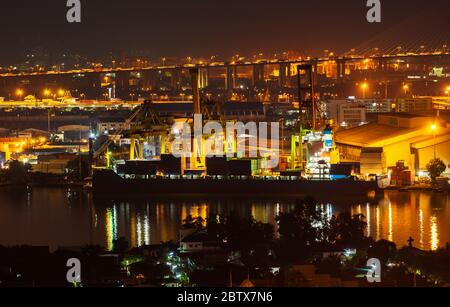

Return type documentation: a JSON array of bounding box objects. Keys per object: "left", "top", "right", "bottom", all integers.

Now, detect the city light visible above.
[
  {"left": 15, "top": 89, "right": 24, "bottom": 98},
  {"left": 402, "top": 84, "right": 409, "bottom": 95},
  {"left": 360, "top": 82, "right": 368, "bottom": 98},
  {"left": 0, "top": 0, "right": 449, "bottom": 290}
]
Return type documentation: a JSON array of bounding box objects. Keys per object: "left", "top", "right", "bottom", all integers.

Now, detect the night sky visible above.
[{"left": 0, "top": 0, "right": 448, "bottom": 63}]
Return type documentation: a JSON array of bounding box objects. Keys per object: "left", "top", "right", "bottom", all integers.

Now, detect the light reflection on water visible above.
[{"left": 0, "top": 187, "right": 448, "bottom": 251}]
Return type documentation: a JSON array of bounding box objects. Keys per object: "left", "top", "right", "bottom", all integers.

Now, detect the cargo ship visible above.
[
  {"left": 92, "top": 166, "right": 382, "bottom": 201},
  {"left": 92, "top": 68, "right": 385, "bottom": 201}
]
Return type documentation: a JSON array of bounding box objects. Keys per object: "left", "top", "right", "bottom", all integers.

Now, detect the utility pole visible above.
[
  {"left": 79, "top": 127, "right": 82, "bottom": 182},
  {"left": 47, "top": 108, "right": 51, "bottom": 137},
  {"left": 434, "top": 133, "right": 437, "bottom": 160}
]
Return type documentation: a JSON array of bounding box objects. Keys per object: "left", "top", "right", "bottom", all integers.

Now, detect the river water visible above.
[{"left": 0, "top": 187, "right": 448, "bottom": 251}]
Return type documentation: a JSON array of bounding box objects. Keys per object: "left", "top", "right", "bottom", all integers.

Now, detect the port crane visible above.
[
  {"left": 92, "top": 101, "right": 172, "bottom": 169},
  {"left": 93, "top": 68, "right": 227, "bottom": 171},
  {"left": 289, "top": 64, "right": 323, "bottom": 172}
]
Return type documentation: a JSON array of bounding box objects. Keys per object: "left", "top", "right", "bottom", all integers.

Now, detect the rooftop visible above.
[
  {"left": 335, "top": 114, "right": 449, "bottom": 147},
  {"left": 335, "top": 122, "right": 415, "bottom": 147}
]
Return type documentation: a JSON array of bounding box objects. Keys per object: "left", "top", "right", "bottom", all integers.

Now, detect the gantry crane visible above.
[
  {"left": 92, "top": 100, "right": 172, "bottom": 169},
  {"left": 127, "top": 101, "right": 173, "bottom": 161},
  {"left": 188, "top": 68, "right": 227, "bottom": 170},
  {"left": 289, "top": 64, "right": 323, "bottom": 171}
]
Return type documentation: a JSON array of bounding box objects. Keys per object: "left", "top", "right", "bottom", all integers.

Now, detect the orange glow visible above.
[{"left": 431, "top": 124, "right": 437, "bottom": 132}]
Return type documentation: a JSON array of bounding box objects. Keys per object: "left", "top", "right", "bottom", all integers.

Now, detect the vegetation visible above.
[
  {"left": 112, "top": 237, "right": 129, "bottom": 260},
  {"left": 5, "top": 160, "right": 28, "bottom": 185},
  {"left": 183, "top": 212, "right": 274, "bottom": 265},
  {"left": 426, "top": 158, "right": 446, "bottom": 182},
  {"left": 180, "top": 197, "right": 450, "bottom": 286},
  {"left": 182, "top": 198, "right": 371, "bottom": 264}
]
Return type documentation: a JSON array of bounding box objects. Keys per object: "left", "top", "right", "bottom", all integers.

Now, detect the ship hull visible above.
[{"left": 93, "top": 170, "right": 381, "bottom": 201}]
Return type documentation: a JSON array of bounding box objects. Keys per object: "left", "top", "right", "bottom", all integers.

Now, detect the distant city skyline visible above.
[{"left": 0, "top": 0, "right": 448, "bottom": 65}]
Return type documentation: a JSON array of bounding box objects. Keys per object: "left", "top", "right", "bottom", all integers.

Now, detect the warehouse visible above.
[{"left": 335, "top": 113, "right": 450, "bottom": 177}]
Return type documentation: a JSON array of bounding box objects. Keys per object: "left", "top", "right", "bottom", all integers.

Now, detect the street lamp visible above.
[
  {"left": 431, "top": 124, "right": 437, "bottom": 159},
  {"left": 446, "top": 86, "right": 450, "bottom": 97},
  {"left": 360, "top": 83, "right": 368, "bottom": 99},
  {"left": 16, "top": 89, "right": 24, "bottom": 100},
  {"left": 402, "top": 84, "right": 409, "bottom": 96},
  {"left": 43, "top": 89, "right": 51, "bottom": 98}
]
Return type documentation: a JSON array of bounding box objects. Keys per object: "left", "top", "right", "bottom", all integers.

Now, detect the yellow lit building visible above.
[
  {"left": 0, "top": 137, "right": 30, "bottom": 161},
  {"left": 335, "top": 114, "right": 450, "bottom": 176}
]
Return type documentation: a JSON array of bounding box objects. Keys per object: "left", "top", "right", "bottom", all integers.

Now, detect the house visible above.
[{"left": 179, "top": 230, "right": 221, "bottom": 253}]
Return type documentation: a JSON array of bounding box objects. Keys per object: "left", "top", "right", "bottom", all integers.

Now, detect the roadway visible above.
[{"left": 1, "top": 52, "right": 449, "bottom": 78}]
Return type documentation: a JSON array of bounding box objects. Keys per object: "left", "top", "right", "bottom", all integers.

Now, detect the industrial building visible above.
[
  {"left": 326, "top": 100, "right": 367, "bottom": 128},
  {"left": 96, "top": 118, "right": 131, "bottom": 135},
  {"left": 335, "top": 113, "right": 450, "bottom": 178},
  {"left": 148, "top": 101, "right": 266, "bottom": 121},
  {"left": 327, "top": 97, "right": 443, "bottom": 117}
]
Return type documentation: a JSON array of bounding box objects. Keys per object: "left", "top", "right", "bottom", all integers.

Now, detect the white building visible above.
[
  {"left": 179, "top": 229, "right": 221, "bottom": 253},
  {"left": 97, "top": 120, "right": 131, "bottom": 135},
  {"left": 326, "top": 100, "right": 367, "bottom": 128},
  {"left": 358, "top": 98, "right": 394, "bottom": 113}
]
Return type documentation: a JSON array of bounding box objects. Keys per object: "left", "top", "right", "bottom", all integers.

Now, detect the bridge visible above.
[
  {"left": 0, "top": 52, "right": 448, "bottom": 78},
  {"left": 1, "top": 2, "right": 449, "bottom": 79},
  {"left": 0, "top": 3, "right": 448, "bottom": 100}
]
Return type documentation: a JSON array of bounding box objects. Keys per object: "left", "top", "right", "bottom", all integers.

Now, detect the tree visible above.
[
  {"left": 5, "top": 160, "right": 27, "bottom": 185},
  {"left": 368, "top": 239, "right": 397, "bottom": 266},
  {"left": 81, "top": 245, "right": 105, "bottom": 258},
  {"left": 192, "top": 212, "right": 275, "bottom": 265},
  {"left": 223, "top": 213, "right": 273, "bottom": 255},
  {"left": 275, "top": 198, "right": 329, "bottom": 262},
  {"left": 329, "top": 212, "right": 367, "bottom": 247},
  {"left": 182, "top": 215, "right": 205, "bottom": 231},
  {"left": 112, "top": 237, "right": 129, "bottom": 259},
  {"left": 426, "top": 158, "right": 446, "bottom": 182}
]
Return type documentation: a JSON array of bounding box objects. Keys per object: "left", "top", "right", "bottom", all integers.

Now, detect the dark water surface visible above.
[{"left": 0, "top": 187, "right": 449, "bottom": 251}]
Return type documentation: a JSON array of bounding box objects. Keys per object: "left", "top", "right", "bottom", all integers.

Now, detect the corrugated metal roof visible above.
[
  {"left": 335, "top": 123, "right": 414, "bottom": 147},
  {"left": 336, "top": 122, "right": 450, "bottom": 148}
]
